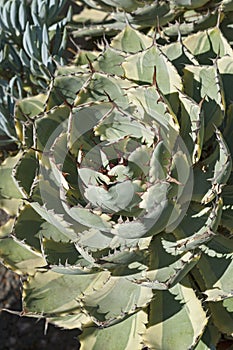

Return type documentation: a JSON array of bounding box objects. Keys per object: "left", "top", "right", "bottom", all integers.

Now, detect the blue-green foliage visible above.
[{"left": 0, "top": 0, "right": 71, "bottom": 146}]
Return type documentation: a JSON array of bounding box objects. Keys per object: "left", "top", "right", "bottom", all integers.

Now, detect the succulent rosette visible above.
[{"left": 0, "top": 26, "right": 233, "bottom": 349}]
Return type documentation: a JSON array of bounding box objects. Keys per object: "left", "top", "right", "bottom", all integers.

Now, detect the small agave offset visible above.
[{"left": 1, "top": 25, "right": 233, "bottom": 349}]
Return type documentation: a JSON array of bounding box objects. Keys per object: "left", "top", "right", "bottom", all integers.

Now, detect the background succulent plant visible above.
[
  {"left": 0, "top": 0, "right": 72, "bottom": 147},
  {"left": 1, "top": 19, "right": 233, "bottom": 350},
  {"left": 72, "top": 0, "right": 233, "bottom": 44}
]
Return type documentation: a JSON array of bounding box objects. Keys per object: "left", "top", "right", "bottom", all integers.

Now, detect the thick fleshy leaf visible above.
[
  {"left": 163, "top": 198, "right": 222, "bottom": 255},
  {"left": 183, "top": 65, "right": 225, "bottom": 142},
  {"left": 80, "top": 310, "right": 147, "bottom": 350},
  {"left": 183, "top": 27, "right": 232, "bottom": 60},
  {"left": 30, "top": 202, "right": 79, "bottom": 242},
  {"left": 198, "top": 253, "right": 233, "bottom": 302},
  {"left": 75, "top": 73, "right": 131, "bottom": 108},
  {"left": 133, "top": 235, "right": 200, "bottom": 290},
  {"left": 93, "top": 47, "right": 125, "bottom": 75},
  {"left": 201, "top": 130, "right": 232, "bottom": 204},
  {"left": 174, "top": 0, "right": 210, "bottom": 8},
  {"left": 24, "top": 270, "right": 110, "bottom": 315},
  {"left": 143, "top": 277, "right": 208, "bottom": 350},
  {"left": 149, "top": 140, "right": 170, "bottom": 181},
  {"left": 0, "top": 236, "right": 46, "bottom": 275},
  {"left": 207, "top": 302, "right": 233, "bottom": 336},
  {"left": 47, "top": 311, "right": 91, "bottom": 330},
  {"left": 162, "top": 40, "right": 198, "bottom": 75},
  {"left": 14, "top": 150, "right": 39, "bottom": 196},
  {"left": 123, "top": 45, "right": 182, "bottom": 94},
  {"left": 110, "top": 25, "right": 153, "bottom": 53},
  {"left": 35, "top": 105, "right": 70, "bottom": 151},
  {"left": 195, "top": 323, "right": 220, "bottom": 350},
  {"left": 83, "top": 276, "right": 152, "bottom": 322},
  {"left": 47, "top": 68, "right": 90, "bottom": 108},
  {"left": 0, "top": 152, "right": 23, "bottom": 199},
  {"left": 200, "top": 234, "right": 233, "bottom": 259},
  {"left": 94, "top": 108, "right": 155, "bottom": 145},
  {"left": 179, "top": 91, "right": 204, "bottom": 164},
  {"left": 84, "top": 180, "right": 139, "bottom": 213}
]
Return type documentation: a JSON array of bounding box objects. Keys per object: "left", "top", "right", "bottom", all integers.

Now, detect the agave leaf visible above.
[
  {"left": 0, "top": 236, "right": 46, "bottom": 275},
  {"left": 35, "top": 105, "right": 70, "bottom": 151},
  {"left": 134, "top": 235, "right": 200, "bottom": 290},
  {"left": 221, "top": 192, "right": 233, "bottom": 231},
  {"left": 194, "top": 322, "right": 220, "bottom": 350},
  {"left": 49, "top": 133, "right": 84, "bottom": 206},
  {"left": 149, "top": 140, "right": 171, "bottom": 181},
  {"left": 30, "top": 202, "right": 79, "bottom": 242},
  {"left": 93, "top": 47, "right": 125, "bottom": 76},
  {"left": 72, "top": 7, "right": 108, "bottom": 24},
  {"left": 42, "top": 238, "right": 90, "bottom": 267},
  {"left": 163, "top": 198, "right": 222, "bottom": 255},
  {"left": 197, "top": 253, "right": 233, "bottom": 302},
  {"left": 143, "top": 277, "right": 208, "bottom": 350},
  {"left": 0, "top": 219, "right": 15, "bottom": 238},
  {"left": 47, "top": 69, "right": 90, "bottom": 109},
  {"left": 179, "top": 91, "right": 204, "bottom": 164},
  {"left": 94, "top": 247, "right": 149, "bottom": 275},
  {"left": 108, "top": 164, "right": 135, "bottom": 182},
  {"left": 200, "top": 234, "right": 233, "bottom": 258},
  {"left": 77, "top": 228, "right": 114, "bottom": 250},
  {"left": 111, "top": 182, "right": 175, "bottom": 239},
  {"left": 174, "top": 0, "right": 210, "bottom": 8},
  {"left": 47, "top": 311, "right": 91, "bottom": 330},
  {"left": 167, "top": 148, "right": 193, "bottom": 231},
  {"left": 16, "top": 94, "right": 47, "bottom": 120},
  {"left": 94, "top": 108, "right": 154, "bottom": 145},
  {"left": 75, "top": 72, "right": 131, "bottom": 108},
  {"left": 72, "top": 22, "right": 125, "bottom": 38},
  {"left": 183, "top": 64, "right": 225, "bottom": 142},
  {"left": 223, "top": 297, "right": 233, "bottom": 313},
  {"left": 83, "top": 276, "right": 152, "bottom": 321},
  {"left": 74, "top": 50, "right": 98, "bottom": 66},
  {"left": 223, "top": 104, "right": 233, "bottom": 162},
  {"left": 79, "top": 310, "right": 147, "bottom": 350},
  {"left": 23, "top": 270, "right": 110, "bottom": 315},
  {"left": 122, "top": 45, "right": 182, "bottom": 94},
  {"left": 79, "top": 168, "right": 111, "bottom": 187},
  {"left": 14, "top": 150, "right": 39, "bottom": 196},
  {"left": 68, "top": 102, "right": 113, "bottom": 156},
  {"left": 100, "top": 0, "right": 147, "bottom": 12},
  {"left": 127, "top": 86, "right": 179, "bottom": 132},
  {"left": 111, "top": 220, "right": 148, "bottom": 239},
  {"left": 14, "top": 205, "right": 45, "bottom": 250},
  {"left": 110, "top": 25, "right": 153, "bottom": 53},
  {"left": 84, "top": 180, "right": 140, "bottom": 213},
  {"left": 17, "top": 205, "right": 77, "bottom": 247},
  {"left": 162, "top": 40, "right": 198, "bottom": 75},
  {"left": 119, "top": 2, "right": 175, "bottom": 27},
  {"left": 0, "top": 152, "right": 23, "bottom": 200},
  {"left": 218, "top": 57, "right": 233, "bottom": 107},
  {"left": 207, "top": 301, "right": 233, "bottom": 336},
  {"left": 68, "top": 207, "right": 112, "bottom": 232},
  {"left": 128, "top": 144, "right": 152, "bottom": 178},
  {"left": 184, "top": 27, "right": 232, "bottom": 60},
  {"left": 15, "top": 94, "right": 47, "bottom": 146},
  {"left": 201, "top": 130, "right": 232, "bottom": 204},
  {"left": 192, "top": 146, "right": 219, "bottom": 202}
]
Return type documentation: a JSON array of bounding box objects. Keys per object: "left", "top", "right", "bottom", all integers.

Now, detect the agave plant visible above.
[
  {"left": 1, "top": 25, "right": 233, "bottom": 349},
  {"left": 0, "top": 0, "right": 71, "bottom": 147},
  {"left": 72, "top": 0, "right": 233, "bottom": 43}
]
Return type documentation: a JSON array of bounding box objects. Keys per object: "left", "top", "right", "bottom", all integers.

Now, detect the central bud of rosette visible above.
[{"left": 65, "top": 98, "right": 193, "bottom": 240}]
